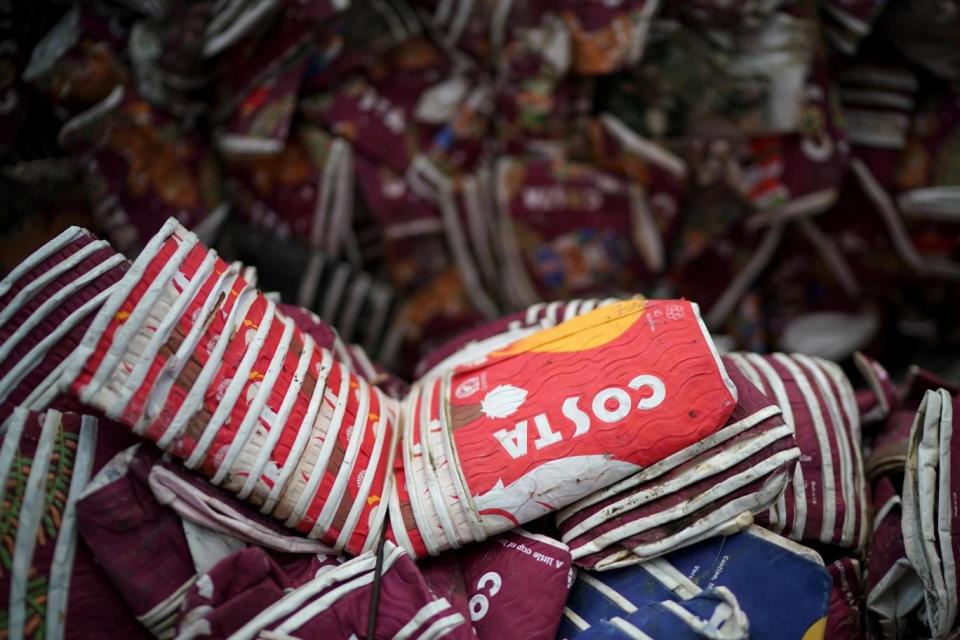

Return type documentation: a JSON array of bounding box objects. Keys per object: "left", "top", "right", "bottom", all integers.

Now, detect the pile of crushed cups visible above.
[
  {"left": 5, "top": 0, "right": 960, "bottom": 382},
  {"left": 1, "top": 217, "right": 959, "bottom": 640},
  {"left": 3, "top": 0, "right": 960, "bottom": 638}
]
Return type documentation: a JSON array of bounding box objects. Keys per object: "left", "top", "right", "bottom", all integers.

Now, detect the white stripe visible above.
[
  {"left": 0, "top": 285, "right": 118, "bottom": 404},
  {"left": 262, "top": 346, "right": 335, "bottom": 514},
  {"left": 872, "top": 493, "right": 901, "bottom": 533},
  {"left": 386, "top": 468, "right": 414, "bottom": 555},
  {"left": 8, "top": 411, "right": 61, "bottom": 638},
  {"left": 819, "top": 358, "right": 869, "bottom": 548},
  {"left": 363, "top": 284, "right": 392, "bottom": 355},
  {"left": 563, "top": 299, "right": 581, "bottom": 323},
  {"left": 853, "top": 159, "right": 960, "bottom": 279},
  {"left": 153, "top": 279, "right": 253, "bottom": 445},
  {"left": 563, "top": 607, "right": 590, "bottom": 631},
  {"left": 297, "top": 253, "right": 325, "bottom": 310},
  {"left": 185, "top": 299, "right": 278, "bottom": 468},
  {"left": 599, "top": 113, "right": 687, "bottom": 178},
  {"left": 838, "top": 88, "right": 914, "bottom": 110},
  {"left": 495, "top": 158, "right": 541, "bottom": 307},
  {"left": 434, "top": 172, "right": 498, "bottom": 319},
  {"left": 937, "top": 389, "right": 956, "bottom": 628},
  {"left": 321, "top": 263, "right": 351, "bottom": 326},
  {"left": 402, "top": 386, "right": 440, "bottom": 555},
  {"left": 212, "top": 316, "right": 295, "bottom": 485},
  {"left": 285, "top": 361, "right": 352, "bottom": 527},
  {"left": 580, "top": 299, "right": 599, "bottom": 314},
  {"left": 116, "top": 251, "right": 219, "bottom": 416},
  {"left": 558, "top": 405, "right": 781, "bottom": 522},
  {"left": 362, "top": 409, "right": 399, "bottom": 555},
  {"left": 0, "top": 239, "right": 109, "bottom": 332},
  {"left": 228, "top": 553, "right": 381, "bottom": 640},
  {"left": 0, "top": 409, "right": 29, "bottom": 501},
  {"left": 45, "top": 416, "right": 98, "bottom": 640},
  {"left": 433, "top": 374, "right": 480, "bottom": 545},
  {"left": 135, "top": 265, "right": 240, "bottom": 433},
  {"left": 794, "top": 354, "right": 856, "bottom": 547},
  {"left": 393, "top": 598, "right": 453, "bottom": 640},
  {"left": 137, "top": 576, "right": 198, "bottom": 629},
  {"left": 238, "top": 333, "right": 314, "bottom": 499},
  {"left": 84, "top": 232, "right": 199, "bottom": 401},
  {"left": 579, "top": 573, "right": 639, "bottom": 613},
  {"left": 274, "top": 546, "right": 405, "bottom": 634},
  {"left": 0, "top": 253, "right": 126, "bottom": 366},
  {"left": 642, "top": 558, "right": 702, "bottom": 599},
  {"left": 334, "top": 387, "right": 389, "bottom": 550},
  {"left": 544, "top": 301, "right": 563, "bottom": 327},
  {"left": 609, "top": 617, "right": 655, "bottom": 640},
  {"left": 773, "top": 354, "right": 838, "bottom": 543},
  {"left": 563, "top": 424, "right": 795, "bottom": 541},
  {"left": 742, "top": 354, "right": 796, "bottom": 440},
  {"left": 524, "top": 302, "right": 546, "bottom": 326},
  {"left": 0, "top": 227, "right": 86, "bottom": 298},
  {"left": 791, "top": 464, "right": 808, "bottom": 542},
  {"left": 705, "top": 223, "right": 783, "bottom": 328},
  {"left": 417, "top": 377, "right": 461, "bottom": 548},
  {"left": 338, "top": 273, "right": 371, "bottom": 343},
  {"left": 417, "top": 613, "right": 467, "bottom": 640},
  {"left": 570, "top": 450, "right": 799, "bottom": 558}
]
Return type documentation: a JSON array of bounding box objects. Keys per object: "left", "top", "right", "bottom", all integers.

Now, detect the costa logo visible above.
[{"left": 488, "top": 374, "right": 666, "bottom": 460}]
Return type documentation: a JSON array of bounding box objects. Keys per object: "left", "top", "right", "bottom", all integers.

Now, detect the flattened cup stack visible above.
[
  {"left": 0, "top": 227, "right": 128, "bottom": 421},
  {"left": 724, "top": 352, "right": 869, "bottom": 552},
  {"left": 555, "top": 365, "right": 801, "bottom": 570},
  {"left": 902, "top": 388, "right": 960, "bottom": 638},
  {"left": 389, "top": 298, "right": 742, "bottom": 557},
  {"left": 63, "top": 219, "right": 397, "bottom": 555}
]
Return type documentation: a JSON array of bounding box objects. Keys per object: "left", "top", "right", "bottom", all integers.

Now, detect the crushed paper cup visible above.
[
  {"left": 494, "top": 156, "right": 663, "bottom": 308},
  {"left": 212, "top": 541, "right": 473, "bottom": 640},
  {"left": 65, "top": 219, "right": 393, "bottom": 554},
  {"left": 865, "top": 363, "right": 960, "bottom": 480},
  {"left": 225, "top": 124, "right": 355, "bottom": 255},
  {"left": 22, "top": 5, "right": 129, "bottom": 112},
  {"left": 415, "top": 297, "right": 628, "bottom": 379},
  {"left": 825, "top": 558, "right": 866, "bottom": 640},
  {"left": 558, "top": 0, "right": 659, "bottom": 75},
  {"left": 901, "top": 388, "right": 959, "bottom": 638},
  {"left": 459, "top": 528, "right": 573, "bottom": 640},
  {"left": 58, "top": 86, "right": 228, "bottom": 256},
  {"left": 175, "top": 547, "right": 342, "bottom": 639},
  {"left": 0, "top": 226, "right": 128, "bottom": 422},
  {"left": 603, "top": 6, "right": 815, "bottom": 139},
  {"left": 560, "top": 525, "right": 829, "bottom": 640},
  {"left": 0, "top": 409, "right": 147, "bottom": 640},
  {"left": 390, "top": 299, "right": 738, "bottom": 557},
  {"left": 77, "top": 445, "right": 225, "bottom": 638},
  {"left": 147, "top": 456, "right": 334, "bottom": 555},
  {"left": 556, "top": 363, "right": 799, "bottom": 570},
  {"left": 300, "top": 36, "right": 451, "bottom": 174},
  {"left": 407, "top": 157, "right": 499, "bottom": 318},
  {"left": 216, "top": 54, "right": 307, "bottom": 157},
  {"left": 448, "top": 299, "right": 736, "bottom": 540},
  {"left": 724, "top": 352, "right": 869, "bottom": 551},
  {"left": 854, "top": 351, "right": 898, "bottom": 426},
  {"left": 821, "top": 0, "right": 887, "bottom": 55},
  {"left": 866, "top": 475, "right": 924, "bottom": 638}
]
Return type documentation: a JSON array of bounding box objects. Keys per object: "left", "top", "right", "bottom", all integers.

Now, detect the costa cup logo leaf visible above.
[{"left": 481, "top": 385, "right": 528, "bottom": 419}]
